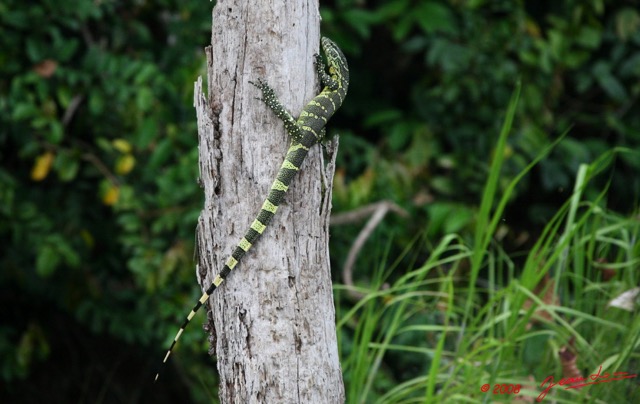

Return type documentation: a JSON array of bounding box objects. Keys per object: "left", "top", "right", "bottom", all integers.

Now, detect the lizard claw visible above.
[
  {"left": 249, "top": 78, "right": 267, "bottom": 88},
  {"left": 249, "top": 79, "right": 268, "bottom": 101}
]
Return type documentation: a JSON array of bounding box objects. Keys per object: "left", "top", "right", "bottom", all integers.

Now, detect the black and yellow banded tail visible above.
[{"left": 156, "top": 36, "right": 348, "bottom": 382}]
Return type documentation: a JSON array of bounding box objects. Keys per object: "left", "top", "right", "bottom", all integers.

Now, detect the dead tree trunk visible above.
[{"left": 193, "top": 1, "right": 344, "bottom": 402}]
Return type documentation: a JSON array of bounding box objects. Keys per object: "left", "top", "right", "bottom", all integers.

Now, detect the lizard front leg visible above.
[
  {"left": 314, "top": 54, "right": 339, "bottom": 91},
  {"left": 249, "top": 79, "right": 304, "bottom": 142}
]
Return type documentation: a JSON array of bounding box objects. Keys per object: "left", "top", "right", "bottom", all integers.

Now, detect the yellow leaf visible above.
[
  {"left": 112, "top": 139, "right": 132, "bottom": 153},
  {"left": 525, "top": 18, "right": 541, "bottom": 38},
  {"left": 31, "top": 151, "right": 55, "bottom": 181},
  {"left": 115, "top": 154, "right": 136, "bottom": 175},
  {"left": 80, "top": 229, "right": 94, "bottom": 249},
  {"left": 103, "top": 185, "right": 120, "bottom": 205}
]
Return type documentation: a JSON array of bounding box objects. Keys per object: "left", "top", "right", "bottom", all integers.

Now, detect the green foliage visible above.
[
  {"left": 336, "top": 102, "right": 640, "bottom": 402},
  {"left": 323, "top": 0, "right": 640, "bottom": 243},
  {"left": 2, "top": 0, "right": 640, "bottom": 401},
  {"left": 0, "top": 0, "right": 210, "bottom": 393}
]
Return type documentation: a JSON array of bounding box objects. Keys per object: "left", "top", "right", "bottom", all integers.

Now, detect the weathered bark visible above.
[{"left": 193, "top": 1, "right": 344, "bottom": 402}]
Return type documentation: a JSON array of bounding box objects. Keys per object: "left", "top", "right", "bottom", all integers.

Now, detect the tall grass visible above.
[{"left": 337, "top": 86, "right": 640, "bottom": 403}]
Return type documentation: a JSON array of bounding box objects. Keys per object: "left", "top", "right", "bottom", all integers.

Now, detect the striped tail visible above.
[
  {"left": 157, "top": 35, "right": 348, "bottom": 382},
  {"left": 155, "top": 141, "right": 310, "bottom": 381}
]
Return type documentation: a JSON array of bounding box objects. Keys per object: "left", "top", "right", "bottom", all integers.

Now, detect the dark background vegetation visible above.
[{"left": 1, "top": 0, "right": 638, "bottom": 402}]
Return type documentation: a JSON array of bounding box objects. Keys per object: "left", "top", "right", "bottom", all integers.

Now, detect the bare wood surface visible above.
[{"left": 193, "top": 1, "right": 344, "bottom": 402}]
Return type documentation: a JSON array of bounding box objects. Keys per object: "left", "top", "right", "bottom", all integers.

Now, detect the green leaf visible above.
[
  {"left": 388, "top": 121, "right": 414, "bottom": 151},
  {"left": 89, "top": 90, "right": 105, "bottom": 115},
  {"left": 57, "top": 38, "right": 79, "bottom": 62},
  {"left": 96, "top": 137, "right": 113, "bottom": 152},
  {"left": 619, "top": 53, "right": 640, "bottom": 76},
  {"left": 36, "top": 244, "right": 60, "bottom": 277},
  {"left": 593, "top": 61, "right": 628, "bottom": 102},
  {"left": 56, "top": 237, "right": 80, "bottom": 268},
  {"left": 343, "top": 9, "right": 377, "bottom": 39},
  {"left": 563, "top": 50, "right": 590, "bottom": 68},
  {"left": 373, "top": 0, "right": 410, "bottom": 20},
  {"left": 576, "top": 26, "right": 602, "bottom": 49},
  {"left": 364, "top": 109, "right": 403, "bottom": 128},
  {"left": 134, "top": 64, "right": 157, "bottom": 85},
  {"left": 136, "top": 118, "right": 158, "bottom": 149},
  {"left": 2, "top": 10, "right": 30, "bottom": 29},
  {"left": 12, "top": 103, "right": 38, "bottom": 120},
  {"left": 46, "top": 121, "right": 64, "bottom": 144},
  {"left": 54, "top": 150, "right": 80, "bottom": 182},
  {"left": 56, "top": 87, "right": 72, "bottom": 109},
  {"left": 415, "top": 2, "right": 456, "bottom": 35},
  {"left": 548, "top": 29, "right": 566, "bottom": 60},
  {"left": 135, "top": 87, "right": 153, "bottom": 111},
  {"left": 426, "top": 202, "right": 473, "bottom": 235},
  {"left": 393, "top": 14, "right": 414, "bottom": 41},
  {"left": 444, "top": 205, "right": 474, "bottom": 233},
  {"left": 26, "top": 37, "right": 44, "bottom": 62},
  {"left": 427, "top": 40, "right": 471, "bottom": 72},
  {"left": 148, "top": 139, "right": 174, "bottom": 171}
]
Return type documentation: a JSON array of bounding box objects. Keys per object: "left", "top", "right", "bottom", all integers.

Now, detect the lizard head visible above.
[{"left": 321, "top": 37, "right": 349, "bottom": 93}]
